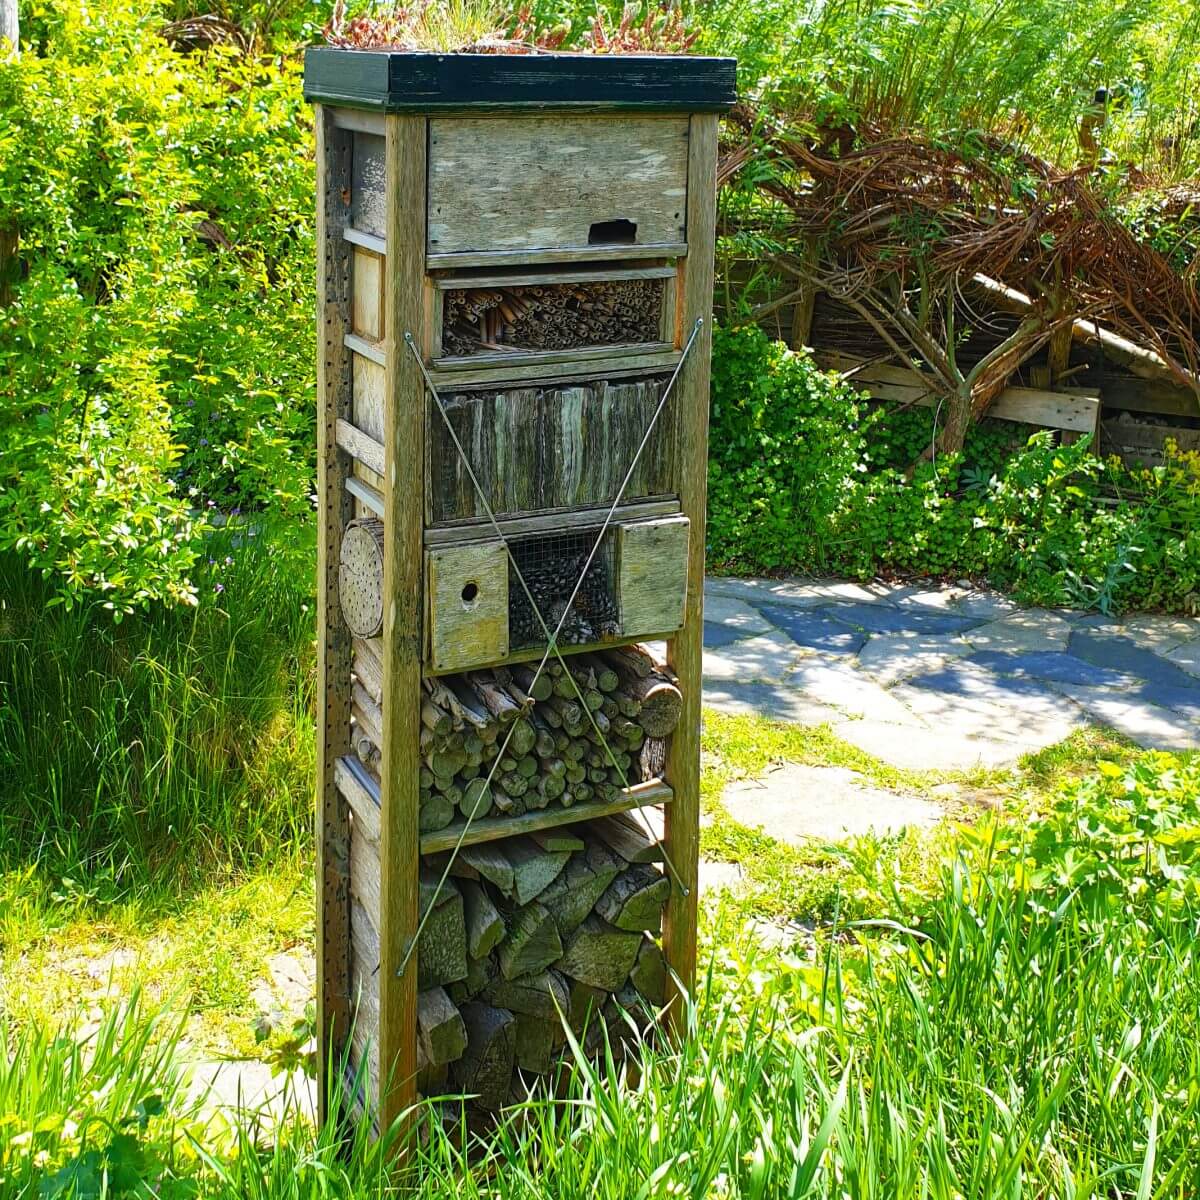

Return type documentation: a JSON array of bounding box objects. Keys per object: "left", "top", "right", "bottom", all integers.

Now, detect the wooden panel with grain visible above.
[
  {"left": 352, "top": 247, "right": 385, "bottom": 341},
  {"left": 663, "top": 112, "right": 718, "bottom": 1028},
  {"left": 817, "top": 352, "right": 1102, "bottom": 434},
  {"left": 617, "top": 515, "right": 689, "bottom": 638},
  {"left": 353, "top": 354, "right": 387, "bottom": 442},
  {"left": 350, "top": 809, "right": 383, "bottom": 930},
  {"left": 377, "top": 112, "right": 427, "bottom": 1139},
  {"left": 351, "top": 131, "right": 386, "bottom": 238},
  {"left": 349, "top": 897, "right": 381, "bottom": 1098},
  {"left": 428, "top": 375, "right": 675, "bottom": 524},
  {"left": 427, "top": 540, "right": 509, "bottom": 673},
  {"left": 427, "top": 116, "right": 689, "bottom": 258}
]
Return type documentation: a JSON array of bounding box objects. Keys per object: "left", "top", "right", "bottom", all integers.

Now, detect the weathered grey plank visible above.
[{"left": 429, "top": 376, "right": 675, "bottom": 523}]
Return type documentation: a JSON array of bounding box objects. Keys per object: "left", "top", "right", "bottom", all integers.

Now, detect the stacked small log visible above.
[
  {"left": 350, "top": 642, "right": 682, "bottom": 831},
  {"left": 443, "top": 279, "right": 664, "bottom": 357},
  {"left": 413, "top": 818, "right": 670, "bottom": 1109}
]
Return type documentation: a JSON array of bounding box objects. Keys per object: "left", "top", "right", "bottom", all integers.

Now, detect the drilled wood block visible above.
[
  {"left": 427, "top": 540, "right": 509, "bottom": 672},
  {"left": 427, "top": 116, "right": 689, "bottom": 257},
  {"left": 617, "top": 515, "right": 689, "bottom": 638},
  {"left": 339, "top": 518, "right": 385, "bottom": 638}
]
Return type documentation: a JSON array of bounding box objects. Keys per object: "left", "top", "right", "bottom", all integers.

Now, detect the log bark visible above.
[
  {"left": 537, "top": 841, "right": 620, "bottom": 936},
  {"left": 460, "top": 878, "right": 505, "bottom": 960},
  {"left": 450, "top": 1004, "right": 515, "bottom": 1111},
  {"left": 596, "top": 866, "right": 671, "bottom": 933},
  {"left": 497, "top": 900, "right": 563, "bottom": 981},
  {"left": 557, "top": 914, "right": 642, "bottom": 991},
  {"left": 418, "top": 987, "right": 468, "bottom": 1066},
  {"left": 504, "top": 837, "right": 569, "bottom": 905}
]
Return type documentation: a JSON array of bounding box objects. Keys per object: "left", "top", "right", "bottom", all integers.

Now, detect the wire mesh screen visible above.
[{"left": 508, "top": 527, "right": 620, "bottom": 650}]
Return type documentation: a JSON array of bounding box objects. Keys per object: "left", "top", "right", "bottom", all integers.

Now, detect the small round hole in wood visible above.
[
  {"left": 338, "top": 518, "right": 385, "bottom": 638},
  {"left": 461, "top": 580, "right": 479, "bottom": 607}
]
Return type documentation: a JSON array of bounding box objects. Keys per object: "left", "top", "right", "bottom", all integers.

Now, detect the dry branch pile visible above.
[
  {"left": 720, "top": 106, "right": 1200, "bottom": 453},
  {"left": 407, "top": 819, "right": 669, "bottom": 1108},
  {"left": 350, "top": 641, "right": 680, "bottom": 830},
  {"left": 443, "top": 280, "right": 663, "bottom": 357}
]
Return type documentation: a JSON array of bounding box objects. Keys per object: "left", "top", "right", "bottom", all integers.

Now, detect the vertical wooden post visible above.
[
  {"left": 377, "top": 113, "right": 427, "bottom": 1141},
  {"left": 662, "top": 112, "right": 719, "bottom": 1026},
  {"left": 314, "top": 105, "right": 355, "bottom": 1121}
]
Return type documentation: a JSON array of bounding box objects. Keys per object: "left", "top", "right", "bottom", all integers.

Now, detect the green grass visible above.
[
  {"left": 5, "top": 751, "right": 1199, "bottom": 1197},
  {"left": 0, "top": 518, "right": 316, "bottom": 900}
]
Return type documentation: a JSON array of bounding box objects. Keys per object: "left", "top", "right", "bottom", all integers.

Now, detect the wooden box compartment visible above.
[
  {"left": 428, "top": 374, "right": 676, "bottom": 525},
  {"left": 424, "top": 516, "right": 689, "bottom": 672},
  {"left": 434, "top": 266, "right": 676, "bottom": 366},
  {"left": 427, "top": 115, "right": 690, "bottom": 265}
]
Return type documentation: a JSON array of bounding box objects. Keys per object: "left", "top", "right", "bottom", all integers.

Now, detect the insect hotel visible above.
[{"left": 303, "top": 48, "right": 736, "bottom": 1131}]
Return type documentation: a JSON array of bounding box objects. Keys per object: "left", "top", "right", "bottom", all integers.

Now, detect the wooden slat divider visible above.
[
  {"left": 335, "top": 755, "right": 672, "bottom": 856},
  {"left": 336, "top": 418, "right": 386, "bottom": 476},
  {"left": 428, "top": 243, "right": 688, "bottom": 272},
  {"left": 344, "top": 227, "right": 387, "bottom": 255},
  {"left": 346, "top": 476, "right": 384, "bottom": 517},
  {"left": 346, "top": 331, "right": 386, "bottom": 366}
]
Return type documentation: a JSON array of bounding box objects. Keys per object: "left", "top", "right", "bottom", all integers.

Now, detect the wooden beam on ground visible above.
[
  {"left": 971, "top": 273, "right": 1200, "bottom": 398},
  {"left": 818, "top": 351, "right": 1101, "bottom": 434}
]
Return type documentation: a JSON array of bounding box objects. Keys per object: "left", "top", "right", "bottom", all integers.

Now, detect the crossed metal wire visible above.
[{"left": 396, "top": 319, "right": 703, "bottom": 974}]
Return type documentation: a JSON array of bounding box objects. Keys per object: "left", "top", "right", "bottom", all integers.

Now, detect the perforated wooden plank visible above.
[
  {"left": 314, "top": 106, "right": 356, "bottom": 1123},
  {"left": 427, "top": 116, "right": 689, "bottom": 257}
]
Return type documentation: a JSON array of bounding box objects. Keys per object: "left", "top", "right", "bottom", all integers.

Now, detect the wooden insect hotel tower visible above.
[{"left": 303, "top": 48, "right": 737, "bottom": 1129}]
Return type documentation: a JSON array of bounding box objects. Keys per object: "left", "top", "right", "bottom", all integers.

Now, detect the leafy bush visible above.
[
  {"left": 708, "top": 323, "right": 1200, "bottom": 614},
  {"left": 0, "top": 0, "right": 315, "bottom": 614}
]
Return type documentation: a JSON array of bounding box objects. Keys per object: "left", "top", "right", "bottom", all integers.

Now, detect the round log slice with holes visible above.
[{"left": 339, "top": 518, "right": 386, "bottom": 637}]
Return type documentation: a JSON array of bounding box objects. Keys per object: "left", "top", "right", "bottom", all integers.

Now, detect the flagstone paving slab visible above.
[
  {"left": 722, "top": 763, "right": 944, "bottom": 844},
  {"left": 855, "top": 632, "right": 973, "bottom": 686},
  {"left": 965, "top": 650, "right": 1133, "bottom": 689},
  {"left": 701, "top": 631, "right": 808, "bottom": 683},
  {"left": 698, "top": 576, "right": 1200, "bottom": 769},
  {"left": 751, "top": 604, "right": 869, "bottom": 656}
]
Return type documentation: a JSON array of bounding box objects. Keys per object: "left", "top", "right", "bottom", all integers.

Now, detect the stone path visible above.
[{"left": 698, "top": 576, "right": 1200, "bottom": 772}]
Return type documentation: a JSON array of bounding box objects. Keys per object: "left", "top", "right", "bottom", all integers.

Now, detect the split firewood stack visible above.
[
  {"left": 392, "top": 812, "right": 670, "bottom": 1111},
  {"left": 349, "top": 641, "right": 682, "bottom": 830},
  {"left": 442, "top": 279, "right": 664, "bottom": 357}
]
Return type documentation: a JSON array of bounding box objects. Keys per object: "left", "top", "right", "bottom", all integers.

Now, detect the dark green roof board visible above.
[{"left": 303, "top": 48, "right": 736, "bottom": 113}]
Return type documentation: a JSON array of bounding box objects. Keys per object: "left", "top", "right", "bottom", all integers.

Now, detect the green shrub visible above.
[
  {"left": 708, "top": 324, "right": 1200, "bottom": 614},
  {"left": 0, "top": 0, "right": 314, "bottom": 615},
  {"left": 707, "top": 324, "right": 868, "bottom": 572}
]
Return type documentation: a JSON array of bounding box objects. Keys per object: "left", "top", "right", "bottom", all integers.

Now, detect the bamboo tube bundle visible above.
[
  {"left": 410, "top": 830, "right": 670, "bottom": 1108},
  {"left": 441, "top": 279, "right": 664, "bottom": 357},
  {"left": 350, "top": 641, "right": 679, "bottom": 832}
]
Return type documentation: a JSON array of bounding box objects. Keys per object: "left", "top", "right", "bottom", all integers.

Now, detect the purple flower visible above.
[
  {"left": 214, "top": 583, "right": 225, "bottom": 593},
  {"left": 199, "top": 438, "right": 209, "bottom": 446}
]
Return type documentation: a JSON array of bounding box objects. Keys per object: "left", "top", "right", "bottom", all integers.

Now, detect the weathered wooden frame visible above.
[{"left": 309, "top": 52, "right": 733, "bottom": 1143}]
